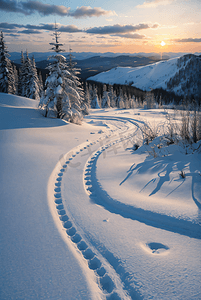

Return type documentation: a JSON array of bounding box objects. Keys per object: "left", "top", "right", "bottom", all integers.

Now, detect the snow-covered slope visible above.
[
  {"left": 89, "top": 54, "right": 201, "bottom": 98},
  {"left": 1, "top": 93, "right": 201, "bottom": 300}
]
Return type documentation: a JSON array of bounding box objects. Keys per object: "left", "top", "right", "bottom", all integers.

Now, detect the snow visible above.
[
  {"left": 55, "top": 84, "right": 63, "bottom": 95},
  {"left": 0, "top": 93, "right": 201, "bottom": 300},
  {"left": 88, "top": 57, "right": 182, "bottom": 93}
]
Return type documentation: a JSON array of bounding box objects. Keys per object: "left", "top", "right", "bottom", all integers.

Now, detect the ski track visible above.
[
  {"left": 48, "top": 116, "right": 139, "bottom": 300},
  {"left": 48, "top": 115, "right": 201, "bottom": 300}
]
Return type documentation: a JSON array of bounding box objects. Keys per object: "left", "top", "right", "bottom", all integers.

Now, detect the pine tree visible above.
[
  {"left": 129, "top": 95, "right": 135, "bottom": 109},
  {"left": 101, "top": 84, "right": 110, "bottom": 108},
  {"left": 38, "top": 71, "right": 44, "bottom": 97},
  {"left": 145, "top": 92, "right": 155, "bottom": 109},
  {"left": 67, "top": 48, "right": 89, "bottom": 115},
  {"left": 108, "top": 85, "right": 117, "bottom": 108},
  {"left": 117, "top": 88, "right": 124, "bottom": 109},
  {"left": 124, "top": 92, "right": 130, "bottom": 109},
  {"left": 84, "top": 82, "right": 91, "bottom": 108},
  {"left": 90, "top": 85, "right": 100, "bottom": 108},
  {"left": 88, "top": 83, "right": 94, "bottom": 107},
  {"left": 18, "top": 51, "right": 26, "bottom": 96},
  {"left": 19, "top": 51, "right": 40, "bottom": 100},
  {"left": 28, "top": 55, "right": 40, "bottom": 100},
  {"left": 39, "top": 24, "right": 84, "bottom": 123},
  {"left": 0, "top": 31, "right": 16, "bottom": 94},
  {"left": 13, "top": 64, "right": 18, "bottom": 95}
]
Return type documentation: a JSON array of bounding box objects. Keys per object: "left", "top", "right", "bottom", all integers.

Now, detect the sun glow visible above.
[{"left": 160, "top": 41, "right": 166, "bottom": 47}]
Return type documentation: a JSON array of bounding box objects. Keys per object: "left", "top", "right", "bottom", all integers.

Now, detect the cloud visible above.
[
  {"left": 0, "top": 0, "right": 25, "bottom": 14},
  {"left": 0, "top": 22, "right": 82, "bottom": 33},
  {"left": 68, "top": 40, "right": 84, "bottom": 43},
  {"left": 18, "top": 29, "right": 42, "bottom": 34},
  {"left": 137, "top": 0, "right": 174, "bottom": 8},
  {"left": 0, "top": 0, "right": 113, "bottom": 18},
  {"left": 0, "top": 22, "right": 24, "bottom": 29},
  {"left": 152, "top": 23, "right": 160, "bottom": 29},
  {"left": 86, "top": 23, "right": 159, "bottom": 35},
  {"left": 21, "top": 1, "right": 70, "bottom": 16},
  {"left": 0, "top": 21, "right": 157, "bottom": 39},
  {"left": 6, "top": 33, "right": 20, "bottom": 37},
  {"left": 27, "top": 24, "right": 55, "bottom": 31},
  {"left": 114, "top": 33, "right": 146, "bottom": 39},
  {"left": 0, "top": 0, "right": 70, "bottom": 15},
  {"left": 69, "top": 6, "right": 116, "bottom": 18},
  {"left": 86, "top": 24, "right": 149, "bottom": 35},
  {"left": 175, "top": 38, "right": 201, "bottom": 43},
  {"left": 59, "top": 25, "right": 82, "bottom": 33}
]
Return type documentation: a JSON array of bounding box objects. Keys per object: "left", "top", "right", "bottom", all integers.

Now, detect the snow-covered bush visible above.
[
  {"left": 141, "top": 122, "right": 161, "bottom": 145},
  {"left": 137, "top": 106, "right": 201, "bottom": 158}
]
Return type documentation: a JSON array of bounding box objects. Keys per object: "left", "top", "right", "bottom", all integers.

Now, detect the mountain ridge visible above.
[{"left": 88, "top": 54, "right": 201, "bottom": 100}]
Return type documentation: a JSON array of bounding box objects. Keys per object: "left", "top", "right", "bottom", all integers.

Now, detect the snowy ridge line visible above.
[
  {"left": 83, "top": 140, "right": 201, "bottom": 240},
  {"left": 48, "top": 138, "right": 133, "bottom": 299}
]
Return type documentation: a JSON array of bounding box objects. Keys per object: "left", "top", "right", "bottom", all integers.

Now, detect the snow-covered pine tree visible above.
[
  {"left": 26, "top": 55, "right": 40, "bottom": 100},
  {"left": 0, "top": 31, "right": 16, "bottom": 94},
  {"left": 101, "top": 84, "right": 110, "bottom": 108},
  {"left": 129, "top": 95, "right": 135, "bottom": 109},
  {"left": 88, "top": 83, "right": 94, "bottom": 107},
  {"left": 67, "top": 48, "right": 89, "bottom": 115},
  {"left": 39, "top": 24, "right": 84, "bottom": 123},
  {"left": 38, "top": 71, "right": 44, "bottom": 97},
  {"left": 84, "top": 82, "right": 91, "bottom": 108},
  {"left": 117, "top": 88, "right": 125, "bottom": 109},
  {"left": 23, "top": 51, "right": 31, "bottom": 98},
  {"left": 13, "top": 64, "right": 18, "bottom": 95},
  {"left": 145, "top": 92, "right": 155, "bottom": 109},
  {"left": 18, "top": 51, "right": 26, "bottom": 96},
  {"left": 90, "top": 85, "right": 100, "bottom": 108},
  {"left": 108, "top": 85, "right": 117, "bottom": 108},
  {"left": 18, "top": 51, "right": 40, "bottom": 100},
  {"left": 124, "top": 92, "right": 130, "bottom": 109}
]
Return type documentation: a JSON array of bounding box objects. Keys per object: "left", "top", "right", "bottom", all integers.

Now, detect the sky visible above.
[{"left": 0, "top": 0, "right": 201, "bottom": 54}]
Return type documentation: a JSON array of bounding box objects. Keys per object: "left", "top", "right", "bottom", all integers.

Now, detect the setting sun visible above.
[{"left": 161, "top": 41, "right": 166, "bottom": 47}]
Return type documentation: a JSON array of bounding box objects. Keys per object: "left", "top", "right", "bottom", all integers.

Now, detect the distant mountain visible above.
[
  {"left": 26, "top": 55, "right": 162, "bottom": 81},
  {"left": 88, "top": 54, "right": 201, "bottom": 99},
  {"left": 75, "top": 55, "right": 160, "bottom": 80},
  {"left": 10, "top": 51, "right": 201, "bottom": 64}
]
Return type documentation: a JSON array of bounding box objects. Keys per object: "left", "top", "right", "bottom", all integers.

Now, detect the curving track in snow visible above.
[
  {"left": 48, "top": 114, "right": 201, "bottom": 300},
  {"left": 48, "top": 116, "right": 142, "bottom": 299}
]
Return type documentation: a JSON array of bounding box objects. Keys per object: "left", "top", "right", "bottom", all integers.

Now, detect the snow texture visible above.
[{"left": 0, "top": 93, "right": 201, "bottom": 300}]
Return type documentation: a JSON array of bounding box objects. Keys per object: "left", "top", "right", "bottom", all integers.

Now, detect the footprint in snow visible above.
[
  {"left": 55, "top": 198, "right": 62, "bottom": 204},
  {"left": 71, "top": 234, "right": 82, "bottom": 244},
  {"left": 147, "top": 242, "right": 169, "bottom": 254}
]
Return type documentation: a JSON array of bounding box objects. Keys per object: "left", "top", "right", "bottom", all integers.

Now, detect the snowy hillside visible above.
[
  {"left": 89, "top": 54, "right": 201, "bottom": 98},
  {"left": 1, "top": 93, "right": 201, "bottom": 300}
]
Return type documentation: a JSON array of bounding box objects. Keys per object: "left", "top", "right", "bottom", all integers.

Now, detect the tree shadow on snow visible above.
[
  {"left": 0, "top": 105, "right": 67, "bottom": 130},
  {"left": 121, "top": 153, "right": 201, "bottom": 211},
  {"left": 87, "top": 151, "right": 201, "bottom": 239}
]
